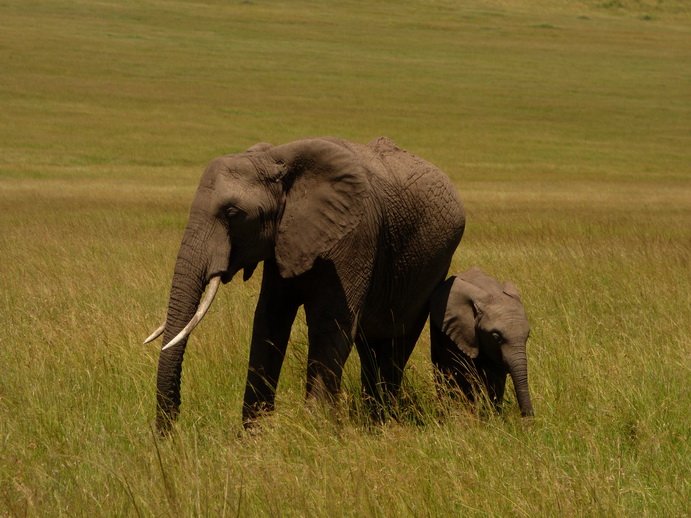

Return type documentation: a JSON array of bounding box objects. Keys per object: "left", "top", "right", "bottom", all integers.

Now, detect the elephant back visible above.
[
  {"left": 369, "top": 137, "right": 465, "bottom": 238},
  {"left": 361, "top": 137, "right": 466, "bottom": 327}
]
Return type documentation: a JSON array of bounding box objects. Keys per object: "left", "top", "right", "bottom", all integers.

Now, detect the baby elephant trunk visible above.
[{"left": 503, "top": 347, "right": 535, "bottom": 418}]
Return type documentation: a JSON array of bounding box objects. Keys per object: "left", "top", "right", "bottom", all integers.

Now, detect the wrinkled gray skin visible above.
[
  {"left": 430, "top": 266, "right": 534, "bottom": 417},
  {"left": 148, "top": 137, "right": 465, "bottom": 433}
]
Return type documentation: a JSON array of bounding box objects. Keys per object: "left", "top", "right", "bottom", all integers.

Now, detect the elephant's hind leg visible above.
[{"left": 357, "top": 328, "right": 421, "bottom": 421}]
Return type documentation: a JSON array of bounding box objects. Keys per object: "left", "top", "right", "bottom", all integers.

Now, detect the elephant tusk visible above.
[
  {"left": 161, "top": 275, "right": 222, "bottom": 351},
  {"left": 144, "top": 323, "right": 166, "bottom": 344}
]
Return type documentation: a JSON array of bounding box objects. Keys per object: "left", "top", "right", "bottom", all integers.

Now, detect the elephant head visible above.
[
  {"left": 430, "top": 266, "right": 534, "bottom": 417},
  {"left": 145, "top": 137, "right": 371, "bottom": 431}
]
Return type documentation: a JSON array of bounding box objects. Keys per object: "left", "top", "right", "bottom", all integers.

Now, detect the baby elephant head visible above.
[{"left": 430, "top": 266, "right": 534, "bottom": 417}]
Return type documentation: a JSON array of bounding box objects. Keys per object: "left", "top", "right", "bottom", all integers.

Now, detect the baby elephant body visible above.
[{"left": 430, "top": 267, "right": 534, "bottom": 417}]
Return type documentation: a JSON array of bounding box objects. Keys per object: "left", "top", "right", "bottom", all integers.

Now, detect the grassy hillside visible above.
[{"left": 1, "top": 0, "right": 689, "bottom": 515}]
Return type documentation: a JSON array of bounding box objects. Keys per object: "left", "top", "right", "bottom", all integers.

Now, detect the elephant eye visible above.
[
  {"left": 225, "top": 207, "right": 240, "bottom": 218},
  {"left": 491, "top": 331, "right": 503, "bottom": 343}
]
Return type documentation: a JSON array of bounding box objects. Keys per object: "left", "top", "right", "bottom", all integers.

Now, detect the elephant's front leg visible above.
[
  {"left": 299, "top": 258, "right": 366, "bottom": 409},
  {"left": 483, "top": 366, "right": 508, "bottom": 414},
  {"left": 431, "top": 324, "right": 474, "bottom": 400},
  {"left": 303, "top": 288, "right": 357, "bottom": 406},
  {"left": 305, "top": 322, "right": 353, "bottom": 405},
  {"left": 242, "top": 264, "right": 300, "bottom": 428}
]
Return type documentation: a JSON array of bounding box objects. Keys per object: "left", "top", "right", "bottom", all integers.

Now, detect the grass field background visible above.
[{"left": 1, "top": 0, "right": 689, "bottom": 515}]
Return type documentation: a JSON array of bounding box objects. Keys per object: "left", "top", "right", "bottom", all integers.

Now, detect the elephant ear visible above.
[
  {"left": 271, "top": 138, "right": 371, "bottom": 278},
  {"left": 245, "top": 142, "right": 273, "bottom": 153},
  {"left": 430, "top": 276, "right": 492, "bottom": 359},
  {"left": 502, "top": 280, "right": 521, "bottom": 300}
]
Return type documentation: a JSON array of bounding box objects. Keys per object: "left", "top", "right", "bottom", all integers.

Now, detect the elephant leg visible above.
[
  {"left": 483, "top": 367, "right": 508, "bottom": 413},
  {"left": 357, "top": 340, "right": 383, "bottom": 416},
  {"left": 431, "top": 325, "right": 478, "bottom": 403},
  {"left": 299, "top": 258, "right": 365, "bottom": 407},
  {"left": 358, "top": 327, "right": 421, "bottom": 420},
  {"left": 430, "top": 323, "right": 457, "bottom": 395},
  {"left": 242, "top": 263, "right": 301, "bottom": 427},
  {"left": 358, "top": 342, "right": 398, "bottom": 421},
  {"left": 305, "top": 323, "right": 353, "bottom": 404}
]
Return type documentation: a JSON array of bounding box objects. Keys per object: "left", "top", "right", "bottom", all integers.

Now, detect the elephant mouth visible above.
[{"left": 145, "top": 246, "right": 256, "bottom": 350}]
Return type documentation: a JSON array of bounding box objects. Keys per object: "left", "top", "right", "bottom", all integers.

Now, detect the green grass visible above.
[{"left": 1, "top": 0, "right": 689, "bottom": 515}]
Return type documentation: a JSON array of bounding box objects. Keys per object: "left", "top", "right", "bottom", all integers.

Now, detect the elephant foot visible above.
[
  {"left": 242, "top": 400, "right": 275, "bottom": 430},
  {"left": 238, "top": 419, "right": 265, "bottom": 439}
]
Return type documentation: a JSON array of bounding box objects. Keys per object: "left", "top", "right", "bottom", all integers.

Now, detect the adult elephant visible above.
[{"left": 145, "top": 136, "right": 465, "bottom": 433}]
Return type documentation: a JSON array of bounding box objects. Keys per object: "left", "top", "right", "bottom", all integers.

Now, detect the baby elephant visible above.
[{"left": 430, "top": 267, "right": 534, "bottom": 417}]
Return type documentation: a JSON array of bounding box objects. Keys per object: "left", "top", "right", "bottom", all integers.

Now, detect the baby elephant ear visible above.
[
  {"left": 271, "top": 138, "right": 371, "bottom": 278},
  {"left": 245, "top": 142, "right": 273, "bottom": 153},
  {"left": 502, "top": 281, "right": 521, "bottom": 300},
  {"left": 431, "top": 277, "right": 490, "bottom": 359}
]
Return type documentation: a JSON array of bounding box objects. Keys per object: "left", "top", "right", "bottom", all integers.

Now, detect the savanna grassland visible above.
[{"left": 1, "top": 0, "right": 689, "bottom": 516}]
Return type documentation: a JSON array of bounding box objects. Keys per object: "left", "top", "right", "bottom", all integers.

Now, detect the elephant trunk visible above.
[
  {"left": 155, "top": 233, "right": 213, "bottom": 433},
  {"left": 503, "top": 347, "right": 534, "bottom": 418},
  {"left": 153, "top": 210, "right": 232, "bottom": 433}
]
